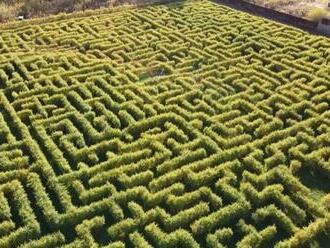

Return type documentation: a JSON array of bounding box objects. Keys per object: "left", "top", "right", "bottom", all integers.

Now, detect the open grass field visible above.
[{"left": 0, "top": 0, "right": 330, "bottom": 247}]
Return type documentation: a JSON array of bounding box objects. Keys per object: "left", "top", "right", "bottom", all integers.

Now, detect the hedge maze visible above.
[{"left": 0, "top": 0, "right": 329, "bottom": 247}]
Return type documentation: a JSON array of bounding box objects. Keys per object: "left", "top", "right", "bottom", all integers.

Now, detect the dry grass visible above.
[
  {"left": 0, "top": 0, "right": 164, "bottom": 22},
  {"left": 1, "top": 0, "right": 329, "bottom": 23},
  {"left": 0, "top": 3, "right": 22, "bottom": 22},
  {"left": 264, "top": 0, "right": 298, "bottom": 9},
  {"left": 245, "top": 0, "right": 330, "bottom": 20},
  {"left": 306, "top": 7, "right": 328, "bottom": 21}
]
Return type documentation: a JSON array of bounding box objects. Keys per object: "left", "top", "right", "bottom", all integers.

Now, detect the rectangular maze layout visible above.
[{"left": 0, "top": 0, "right": 329, "bottom": 247}]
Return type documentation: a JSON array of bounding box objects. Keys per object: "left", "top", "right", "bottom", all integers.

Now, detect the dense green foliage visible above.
[{"left": 0, "top": 0, "right": 329, "bottom": 247}]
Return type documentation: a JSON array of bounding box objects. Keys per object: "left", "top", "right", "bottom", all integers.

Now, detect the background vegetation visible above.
[
  {"left": 0, "top": 0, "right": 162, "bottom": 22},
  {"left": 245, "top": 0, "right": 330, "bottom": 21},
  {"left": 1, "top": 0, "right": 329, "bottom": 22}
]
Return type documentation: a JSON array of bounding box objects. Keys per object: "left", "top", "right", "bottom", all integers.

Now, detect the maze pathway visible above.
[{"left": 0, "top": 0, "right": 329, "bottom": 247}]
